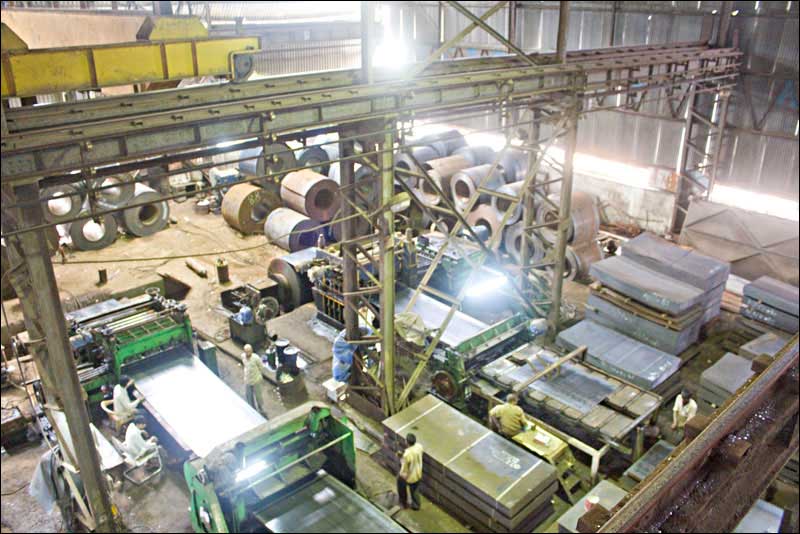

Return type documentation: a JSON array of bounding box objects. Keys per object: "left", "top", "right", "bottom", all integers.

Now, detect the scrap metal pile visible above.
[
  {"left": 382, "top": 395, "right": 558, "bottom": 533},
  {"left": 476, "top": 344, "right": 661, "bottom": 447},
  {"left": 41, "top": 174, "right": 170, "bottom": 251}
]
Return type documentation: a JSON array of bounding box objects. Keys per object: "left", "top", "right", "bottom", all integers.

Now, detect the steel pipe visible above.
[
  {"left": 221, "top": 182, "right": 281, "bottom": 234},
  {"left": 280, "top": 169, "right": 341, "bottom": 222}
]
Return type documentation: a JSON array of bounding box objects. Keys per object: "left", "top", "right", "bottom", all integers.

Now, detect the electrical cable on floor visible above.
[{"left": 1, "top": 482, "right": 29, "bottom": 496}]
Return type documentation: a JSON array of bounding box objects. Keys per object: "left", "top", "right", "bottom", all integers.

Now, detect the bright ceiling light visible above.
[
  {"left": 465, "top": 132, "right": 507, "bottom": 152},
  {"left": 373, "top": 39, "right": 411, "bottom": 69}
]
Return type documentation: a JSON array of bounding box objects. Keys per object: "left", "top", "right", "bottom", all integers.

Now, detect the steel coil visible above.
[
  {"left": 571, "top": 240, "right": 603, "bottom": 280},
  {"left": 491, "top": 180, "right": 524, "bottom": 226},
  {"left": 268, "top": 249, "right": 318, "bottom": 311},
  {"left": 453, "top": 145, "right": 497, "bottom": 167},
  {"left": 450, "top": 164, "right": 505, "bottom": 213},
  {"left": 41, "top": 184, "right": 85, "bottom": 223},
  {"left": 421, "top": 155, "right": 471, "bottom": 198},
  {"left": 264, "top": 207, "right": 322, "bottom": 252},
  {"left": 221, "top": 183, "right": 280, "bottom": 234},
  {"left": 68, "top": 213, "right": 118, "bottom": 251},
  {"left": 96, "top": 173, "right": 136, "bottom": 206},
  {"left": 117, "top": 183, "right": 169, "bottom": 237},
  {"left": 570, "top": 191, "right": 601, "bottom": 245},
  {"left": 466, "top": 204, "right": 504, "bottom": 251},
  {"left": 415, "top": 129, "right": 467, "bottom": 157},
  {"left": 297, "top": 146, "right": 331, "bottom": 176},
  {"left": 503, "top": 222, "right": 546, "bottom": 264},
  {"left": 395, "top": 145, "right": 439, "bottom": 188},
  {"left": 499, "top": 148, "right": 528, "bottom": 183},
  {"left": 238, "top": 143, "right": 298, "bottom": 186},
  {"left": 280, "top": 170, "right": 341, "bottom": 222}
]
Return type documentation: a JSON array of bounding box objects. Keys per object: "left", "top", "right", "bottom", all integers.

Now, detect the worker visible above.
[
  {"left": 397, "top": 433, "right": 423, "bottom": 510},
  {"left": 489, "top": 394, "right": 527, "bottom": 438},
  {"left": 122, "top": 416, "right": 158, "bottom": 460},
  {"left": 242, "top": 344, "right": 267, "bottom": 417},
  {"left": 671, "top": 388, "right": 698, "bottom": 434},
  {"left": 113, "top": 374, "right": 143, "bottom": 421}
]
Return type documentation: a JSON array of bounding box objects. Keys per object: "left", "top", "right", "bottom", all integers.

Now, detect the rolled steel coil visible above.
[
  {"left": 450, "top": 164, "right": 505, "bottom": 213},
  {"left": 297, "top": 146, "right": 331, "bottom": 176},
  {"left": 491, "top": 180, "right": 524, "bottom": 226},
  {"left": 499, "top": 148, "right": 529, "bottom": 183},
  {"left": 421, "top": 155, "right": 471, "bottom": 198},
  {"left": 570, "top": 240, "right": 603, "bottom": 280},
  {"left": 327, "top": 216, "right": 373, "bottom": 243},
  {"left": 466, "top": 204, "right": 504, "bottom": 251},
  {"left": 68, "top": 213, "right": 118, "bottom": 251},
  {"left": 238, "top": 143, "right": 298, "bottom": 186},
  {"left": 116, "top": 183, "right": 169, "bottom": 237},
  {"left": 395, "top": 145, "right": 439, "bottom": 187},
  {"left": 416, "top": 129, "right": 467, "bottom": 157},
  {"left": 503, "top": 222, "right": 546, "bottom": 264},
  {"left": 453, "top": 145, "right": 497, "bottom": 167},
  {"left": 96, "top": 173, "right": 136, "bottom": 206},
  {"left": 321, "top": 144, "right": 340, "bottom": 180},
  {"left": 416, "top": 169, "right": 444, "bottom": 207},
  {"left": 280, "top": 169, "right": 341, "bottom": 222},
  {"left": 222, "top": 183, "right": 280, "bottom": 234},
  {"left": 264, "top": 207, "right": 322, "bottom": 252},
  {"left": 536, "top": 191, "right": 600, "bottom": 245},
  {"left": 268, "top": 249, "right": 318, "bottom": 311},
  {"left": 41, "top": 184, "right": 85, "bottom": 223}
]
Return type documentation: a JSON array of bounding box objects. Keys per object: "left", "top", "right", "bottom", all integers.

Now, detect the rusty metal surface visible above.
[
  {"left": 600, "top": 335, "right": 799, "bottom": 533},
  {"left": 221, "top": 182, "right": 280, "bottom": 234}
]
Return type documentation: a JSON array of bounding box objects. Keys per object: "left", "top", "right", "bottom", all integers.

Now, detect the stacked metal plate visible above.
[
  {"left": 623, "top": 439, "right": 675, "bottom": 482},
  {"left": 742, "top": 276, "right": 799, "bottom": 334},
  {"left": 557, "top": 320, "right": 680, "bottom": 392},
  {"left": 622, "top": 232, "right": 730, "bottom": 324},
  {"left": 698, "top": 352, "right": 755, "bottom": 406},
  {"left": 739, "top": 332, "right": 788, "bottom": 360},
  {"left": 381, "top": 395, "right": 558, "bottom": 533},
  {"left": 733, "top": 500, "right": 784, "bottom": 534},
  {"left": 478, "top": 344, "right": 661, "bottom": 444},
  {"left": 556, "top": 480, "right": 628, "bottom": 534}
]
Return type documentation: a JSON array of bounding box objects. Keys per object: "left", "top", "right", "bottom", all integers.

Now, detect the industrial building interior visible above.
[{"left": 1, "top": 1, "right": 798, "bottom": 533}]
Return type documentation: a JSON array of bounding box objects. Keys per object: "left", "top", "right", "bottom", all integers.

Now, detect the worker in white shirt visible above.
[
  {"left": 397, "top": 433, "right": 423, "bottom": 510},
  {"left": 671, "top": 388, "right": 698, "bottom": 434},
  {"left": 242, "top": 344, "right": 267, "bottom": 417},
  {"left": 122, "top": 416, "right": 158, "bottom": 460},
  {"left": 113, "top": 375, "right": 144, "bottom": 421}
]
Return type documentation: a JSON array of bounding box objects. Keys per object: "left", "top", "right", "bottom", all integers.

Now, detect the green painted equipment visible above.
[{"left": 184, "top": 402, "right": 402, "bottom": 533}]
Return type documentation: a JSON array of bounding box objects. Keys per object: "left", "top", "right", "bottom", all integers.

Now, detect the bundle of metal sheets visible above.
[
  {"left": 586, "top": 294, "right": 702, "bottom": 354},
  {"left": 739, "top": 332, "right": 788, "bottom": 360},
  {"left": 557, "top": 320, "right": 680, "bottom": 391},
  {"left": 623, "top": 439, "right": 675, "bottom": 482},
  {"left": 698, "top": 352, "right": 755, "bottom": 406},
  {"left": 590, "top": 256, "right": 705, "bottom": 315},
  {"left": 741, "top": 279, "right": 799, "bottom": 334},
  {"left": 382, "top": 395, "right": 558, "bottom": 533},
  {"left": 622, "top": 232, "right": 730, "bottom": 292}
]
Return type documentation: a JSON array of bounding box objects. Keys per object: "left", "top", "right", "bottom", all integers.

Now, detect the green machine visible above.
[
  {"left": 66, "top": 289, "right": 215, "bottom": 404},
  {"left": 184, "top": 402, "right": 404, "bottom": 533}
]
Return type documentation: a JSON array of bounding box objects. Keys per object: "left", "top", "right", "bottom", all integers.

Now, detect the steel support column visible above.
[
  {"left": 507, "top": 1, "right": 518, "bottom": 53},
  {"left": 339, "top": 136, "right": 360, "bottom": 341},
  {"left": 380, "top": 122, "right": 397, "bottom": 415},
  {"left": 4, "top": 183, "right": 117, "bottom": 532},
  {"left": 547, "top": 104, "right": 578, "bottom": 336},
  {"left": 360, "top": 1, "right": 375, "bottom": 84},
  {"left": 557, "top": 1, "right": 571, "bottom": 63},
  {"left": 716, "top": 0, "right": 734, "bottom": 48}
]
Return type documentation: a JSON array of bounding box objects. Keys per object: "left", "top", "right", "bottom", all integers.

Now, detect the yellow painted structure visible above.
[{"left": 1, "top": 17, "right": 258, "bottom": 97}]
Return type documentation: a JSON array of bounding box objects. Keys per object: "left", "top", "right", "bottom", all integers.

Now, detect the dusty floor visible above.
[{"left": 2, "top": 201, "right": 797, "bottom": 533}]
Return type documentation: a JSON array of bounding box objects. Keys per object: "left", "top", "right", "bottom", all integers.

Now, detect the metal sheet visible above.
[
  {"left": 590, "top": 256, "right": 705, "bottom": 315},
  {"left": 254, "top": 472, "right": 404, "bottom": 533},
  {"left": 744, "top": 276, "right": 799, "bottom": 317},
  {"left": 557, "top": 320, "right": 680, "bottom": 390},
  {"left": 742, "top": 298, "right": 799, "bottom": 333},
  {"left": 700, "top": 352, "right": 755, "bottom": 398},
  {"left": 557, "top": 480, "right": 628, "bottom": 534},
  {"left": 733, "top": 499, "right": 784, "bottom": 534},
  {"left": 624, "top": 440, "right": 675, "bottom": 482},
  {"left": 132, "top": 347, "right": 265, "bottom": 458},
  {"left": 624, "top": 231, "right": 731, "bottom": 292},
  {"left": 49, "top": 410, "right": 123, "bottom": 471},
  {"left": 395, "top": 286, "right": 489, "bottom": 348},
  {"left": 739, "top": 332, "right": 789, "bottom": 360}
]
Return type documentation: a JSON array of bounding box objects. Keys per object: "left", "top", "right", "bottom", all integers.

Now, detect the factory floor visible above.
[{"left": 2, "top": 201, "right": 797, "bottom": 533}]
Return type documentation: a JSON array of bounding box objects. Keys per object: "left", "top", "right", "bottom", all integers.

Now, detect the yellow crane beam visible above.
[{"left": 1, "top": 18, "right": 258, "bottom": 98}]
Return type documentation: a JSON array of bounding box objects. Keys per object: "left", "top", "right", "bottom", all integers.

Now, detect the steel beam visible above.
[
  {"left": 4, "top": 183, "right": 117, "bottom": 532},
  {"left": 557, "top": 1, "right": 571, "bottom": 63},
  {"left": 379, "top": 123, "right": 396, "bottom": 415},
  {"left": 360, "top": 1, "right": 374, "bottom": 84},
  {"left": 339, "top": 136, "right": 360, "bottom": 341}
]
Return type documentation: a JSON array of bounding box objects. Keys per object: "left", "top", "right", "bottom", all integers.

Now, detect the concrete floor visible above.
[{"left": 1, "top": 201, "right": 796, "bottom": 533}]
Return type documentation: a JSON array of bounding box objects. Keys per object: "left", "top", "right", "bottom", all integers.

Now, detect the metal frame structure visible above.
[{"left": 0, "top": 1, "right": 745, "bottom": 526}]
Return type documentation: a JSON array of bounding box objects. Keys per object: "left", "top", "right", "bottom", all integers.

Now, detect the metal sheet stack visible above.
[
  {"left": 741, "top": 276, "right": 799, "bottom": 334},
  {"left": 739, "top": 332, "right": 788, "bottom": 360},
  {"left": 381, "top": 395, "right": 558, "bottom": 533},
  {"left": 557, "top": 320, "right": 681, "bottom": 393},
  {"left": 698, "top": 352, "right": 755, "bottom": 406},
  {"left": 478, "top": 343, "right": 662, "bottom": 444}
]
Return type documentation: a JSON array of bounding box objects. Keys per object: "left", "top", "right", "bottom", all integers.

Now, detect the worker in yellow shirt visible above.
[
  {"left": 397, "top": 433, "right": 423, "bottom": 510},
  {"left": 489, "top": 394, "right": 528, "bottom": 438}
]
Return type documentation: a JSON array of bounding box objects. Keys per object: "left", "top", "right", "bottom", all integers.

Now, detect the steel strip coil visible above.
[{"left": 221, "top": 182, "right": 280, "bottom": 234}]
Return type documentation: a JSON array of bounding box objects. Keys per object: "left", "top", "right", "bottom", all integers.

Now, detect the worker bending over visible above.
[
  {"left": 489, "top": 394, "right": 528, "bottom": 438},
  {"left": 671, "top": 388, "right": 698, "bottom": 436},
  {"left": 113, "top": 375, "right": 144, "bottom": 421},
  {"left": 123, "top": 416, "right": 158, "bottom": 460},
  {"left": 397, "top": 433, "right": 423, "bottom": 510},
  {"left": 242, "top": 344, "right": 267, "bottom": 417}
]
